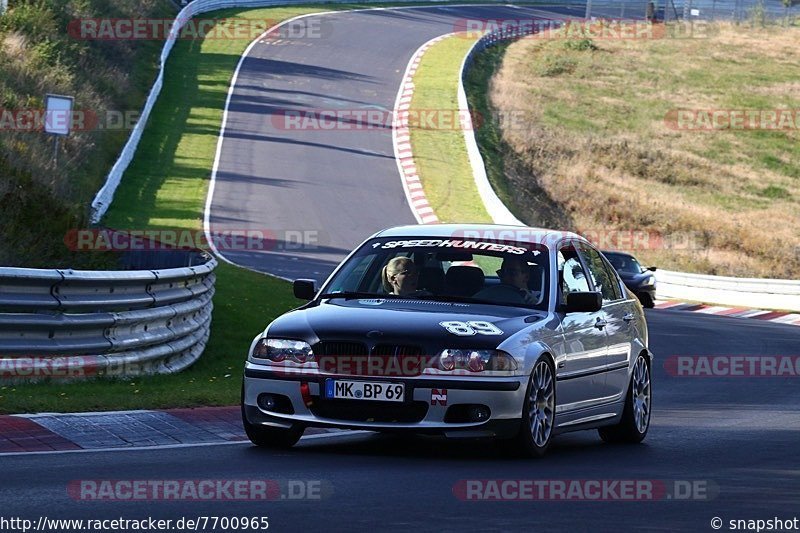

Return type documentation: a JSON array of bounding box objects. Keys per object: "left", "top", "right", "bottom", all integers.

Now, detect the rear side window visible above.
[
  {"left": 579, "top": 245, "right": 622, "bottom": 302},
  {"left": 599, "top": 255, "right": 625, "bottom": 301}
]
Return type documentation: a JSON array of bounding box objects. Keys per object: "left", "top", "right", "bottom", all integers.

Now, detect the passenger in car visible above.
[
  {"left": 474, "top": 257, "right": 541, "bottom": 305},
  {"left": 499, "top": 257, "right": 541, "bottom": 304},
  {"left": 381, "top": 257, "right": 420, "bottom": 296}
]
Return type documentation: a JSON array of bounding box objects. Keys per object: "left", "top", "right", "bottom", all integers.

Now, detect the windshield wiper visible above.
[
  {"left": 317, "top": 291, "right": 399, "bottom": 300},
  {"left": 414, "top": 294, "right": 494, "bottom": 305},
  {"left": 415, "top": 293, "right": 540, "bottom": 308}
]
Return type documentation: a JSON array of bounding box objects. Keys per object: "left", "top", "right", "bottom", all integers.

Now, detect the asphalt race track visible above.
[
  {"left": 5, "top": 311, "right": 800, "bottom": 531},
  {"left": 207, "top": 4, "right": 590, "bottom": 281},
  {"left": 5, "top": 5, "right": 799, "bottom": 533}
]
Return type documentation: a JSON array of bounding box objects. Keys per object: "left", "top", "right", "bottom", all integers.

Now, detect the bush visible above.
[
  {"left": 748, "top": 0, "right": 768, "bottom": 27},
  {"left": 0, "top": 1, "right": 58, "bottom": 36},
  {"left": 536, "top": 55, "right": 578, "bottom": 77},
  {"left": 563, "top": 38, "right": 597, "bottom": 52}
]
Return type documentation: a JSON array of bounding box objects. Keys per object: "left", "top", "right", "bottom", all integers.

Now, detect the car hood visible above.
[
  {"left": 618, "top": 271, "right": 655, "bottom": 284},
  {"left": 264, "top": 298, "right": 546, "bottom": 350}
]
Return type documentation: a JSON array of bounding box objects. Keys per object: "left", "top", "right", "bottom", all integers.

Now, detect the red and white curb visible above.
[
  {"left": 654, "top": 300, "right": 800, "bottom": 327},
  {"left": 393, "top": 34, "right": 456, "bottom": 225}
]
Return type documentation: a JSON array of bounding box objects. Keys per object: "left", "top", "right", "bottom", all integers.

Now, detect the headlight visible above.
[
  {"left": 644, "top": 276, "right": 655, "bottom": 286},
  {"left": 252, "top": 338, "right": 315, "bottom": 364},
  {"left": 435, "top": 349, "right": 517, "bottom": 373}
]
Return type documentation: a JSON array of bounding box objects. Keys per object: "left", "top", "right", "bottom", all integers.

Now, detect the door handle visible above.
[
  {"left": 623, "top": 313, "right": 635, "bottom": 322},
  {"left": 594, "top": 318, "right": 608, "bottom": 329}
]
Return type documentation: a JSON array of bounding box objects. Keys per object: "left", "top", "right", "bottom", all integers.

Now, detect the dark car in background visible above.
[{"left": 602, "top": 251, "right": 657, "bottom": 308}]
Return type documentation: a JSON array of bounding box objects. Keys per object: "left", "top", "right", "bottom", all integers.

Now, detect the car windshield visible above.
[
  {"left": 320, "top": 237, "right": 550, "bottom": 310},
  {"left": 605, "top": 253, "right": 643, "bottom": 274}
]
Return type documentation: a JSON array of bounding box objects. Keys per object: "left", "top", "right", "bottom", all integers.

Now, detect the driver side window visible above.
[{"left": 558, "top": 245, "right": 590, "bottom": 304}]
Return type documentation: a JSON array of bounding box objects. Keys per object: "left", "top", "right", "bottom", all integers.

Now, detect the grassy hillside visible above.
[
  {"left": 0, "top": 0, "right": 173, "bottom": 268},
  {"left": 485, "top": 21, "right": 800, "bottom": 278}
]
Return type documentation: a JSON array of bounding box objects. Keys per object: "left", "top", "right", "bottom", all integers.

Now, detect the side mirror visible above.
[
  {"left": 293, "top": 279, "right": 317, "bottom": 300},
  {"left": 647, "top": 266, "right": 657, "bottom": 272},
  {"left": 564, "top": 291, "right": 602, "bottom": 313}
]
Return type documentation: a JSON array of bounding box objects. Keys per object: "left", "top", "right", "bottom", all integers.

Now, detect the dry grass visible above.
[{"left": 489, "top": 21, "right": 800, "bottom": 277}]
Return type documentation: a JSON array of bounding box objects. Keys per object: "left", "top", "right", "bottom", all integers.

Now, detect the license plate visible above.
[{"left": 324, "top": 379, "right": 405, "bottom": 402}]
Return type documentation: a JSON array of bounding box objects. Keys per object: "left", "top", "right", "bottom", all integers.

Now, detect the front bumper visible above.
[{"left": 243, "top": 363, "right": 527, "bottom": 439}]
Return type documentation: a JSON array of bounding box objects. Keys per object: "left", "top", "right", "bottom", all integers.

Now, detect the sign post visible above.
[{"left": 44, "top": 94, "right": 74, "bottom": 166}]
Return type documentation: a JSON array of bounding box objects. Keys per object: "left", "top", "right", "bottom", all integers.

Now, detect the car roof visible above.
[
  {"left": 601, "top": 250, "right": 636, "bottom": 259},
  {"left": 372, "top": 224, "right": 583, "bottom": 245}
]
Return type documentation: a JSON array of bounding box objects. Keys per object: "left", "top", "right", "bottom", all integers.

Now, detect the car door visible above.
[
  {"left": 578, "top": 244, "right": 635, "bottom": 402},
  {"left": 554, "top": 243, "right": 609, "bottom": 412}
]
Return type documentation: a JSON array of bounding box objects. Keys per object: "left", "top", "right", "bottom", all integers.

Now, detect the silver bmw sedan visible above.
[{"left": 242, "top": 224, "right": 653, "bottom": 457}]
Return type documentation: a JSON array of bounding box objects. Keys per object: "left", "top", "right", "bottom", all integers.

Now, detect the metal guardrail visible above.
[
  {"left": 0, "top": 255, "right": 217, "bottom": 382},
  {"left": 655, "top": 270, "right": 800, "bottom": 311}
]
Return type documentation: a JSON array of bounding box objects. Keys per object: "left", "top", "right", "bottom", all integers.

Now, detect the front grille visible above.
[
  {"left": 314, "top": 342, "right": 426, "bottom": 376},
  {"left": 314, "top": 341, "right": 368, "bottom": 356},
  {"left": 369, "top": 344, "right": 425, "bottom": 376},
  {"left": 372, "top": 344, "right": 423, "bottom": 357},
  {"left": 310, "top": 399, "right": 429, "bottom": 423}
]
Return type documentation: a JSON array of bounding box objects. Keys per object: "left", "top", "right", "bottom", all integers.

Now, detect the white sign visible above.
[
  {"left": 45, "top": 94, "right": 74, "bottom": 136},
  {"left": 690, "top": 8, "right": 700, "bottom": 16}
]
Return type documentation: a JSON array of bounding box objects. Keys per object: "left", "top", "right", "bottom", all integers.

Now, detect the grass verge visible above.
[
  {"left": 408, "top": 35, "right": 492, "bottom": 223},
  {"left": 464, "top": 40, "right": 577, "bottom": 229},
  {"left": 408, "top": 32, "right": 576, "bottom": 228}
]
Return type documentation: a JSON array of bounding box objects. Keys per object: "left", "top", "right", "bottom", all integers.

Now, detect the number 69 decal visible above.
[{"left": 439, "top": 321, "right": 503, "bottom": 336}]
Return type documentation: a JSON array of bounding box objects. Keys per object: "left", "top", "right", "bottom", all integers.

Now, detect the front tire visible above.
[
  {"left": 513, "top": 357, "right": 556, "bottom": 457},
  {"left": 638, "top": 292, "right": 655, "bottom": 308},
  {"left": 598, "top": 355, "right": 651, "bottom": 444}
]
